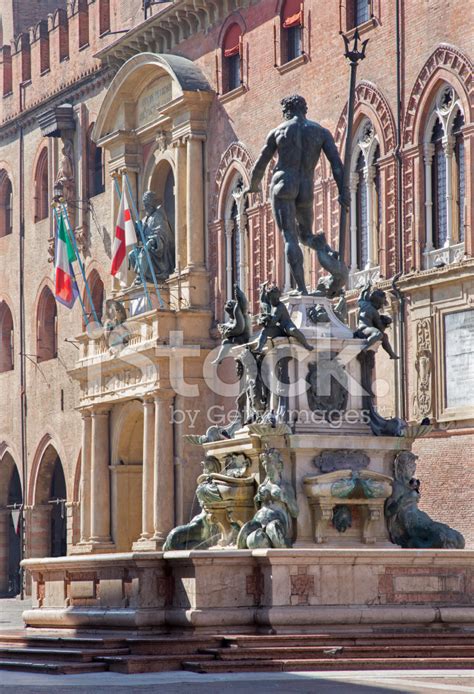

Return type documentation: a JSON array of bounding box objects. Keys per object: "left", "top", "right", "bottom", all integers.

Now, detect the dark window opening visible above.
[
  {"left": 49, "top": 457, "right": 67, "bottom": 558},
  {"left": 431, "top": 118, "right": 447, "bottom": 249}
]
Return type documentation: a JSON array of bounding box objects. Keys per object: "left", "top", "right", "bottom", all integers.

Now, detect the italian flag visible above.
[
  {"left": 111, "top": 188, "right": 136, "bottom": 286},
  {"left": 55, "top": 212, "right": 78, "bottom": 308}
]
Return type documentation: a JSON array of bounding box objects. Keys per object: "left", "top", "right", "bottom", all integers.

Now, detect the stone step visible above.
[
  {"left": 100, "top": 653, "right": 213, "bottom": 674},
  {"left": 0, "top": 635, "right": 127, "bottom": 650},
  {"left": 0, "top": 659, "right": 108, "bottom": 675},
  {"left": 0, "top": 646, "right": 130, "bottom": 661},
  {"left": 126, "top": 637, "right": 221, "bottom": 655},
  {"left": 201, "top": 644, "right": 474, "bottom": 660},
  {"left": 221, "top": 633, "right": 474, "bottom": 649},
  {"left": 182, "top": 657, "right": 474, "bottom": 673}
]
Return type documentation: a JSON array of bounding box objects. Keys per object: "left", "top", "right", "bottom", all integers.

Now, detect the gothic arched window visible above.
[
  {"left": 83, "top": 270, "right": 104, "bottom": 328},
  {"left": 423, "top": 85, "right": 466, "bottom": 263},
  {"left": 0, "top": 171, "right": 13, "bottom": 237},
  {"left": 0, "top": 301, "right": 14, "bottom": 372},
  {"left": 453, "top": 109, "right": 465, "bottom": 243},
  {"left": 37, "top": 287, "right": 57, "bottom": 362},
  {"left": 35, "top": 148, "right": 49, "bottom": 222},
  {"left": 349, "top": 119, "right": 380, "bottom": 284}
]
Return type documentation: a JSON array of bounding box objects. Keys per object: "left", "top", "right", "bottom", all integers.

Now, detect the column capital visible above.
[
  {"left": 153, "top": 389, "right": 175, "bottom": 403},
  {"left": 349, "top": 173, "right": 359, "bottom": 191},
  {"left": 423, "top": 142, "right": 435, "bottom": 163},
  {"left": 91, "top": 405, "right": 111, "bottom": 417},
  {"left": 364, "top": 165, "right": 375, "bottom": 182},
  {"left": 184, "top": 132, "right": 206, "bottom": 143},
  {"left": 442, "top": 136, "right": 455, "bottom": 156},
  {"left": 224, "top": 219, "right": 235, "bottom": 236}
]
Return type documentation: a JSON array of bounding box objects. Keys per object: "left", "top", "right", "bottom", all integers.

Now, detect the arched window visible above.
[
  {"left": 431, "top": 117, "right": 447, "bottom": 248},
  {"left": 0, "top": 172, "right": 13, "bottom": 237},
  {"left": 281, "top": 0, "right": 303, "bottom": 64},
  {"left": 35, "top": 148, "right": 49, "bottom": 222},
  {"left": 87, "top": 126, "right": 105, "bottom": 197},
  {"left": 453, "top": 109, "right": 465, "bottom": 243},
  {"left": 37, "top": 287, "right": 57, "bottom": 362},
  {"left": 222, "top": 24, "right": 242, "bottom": 93},
  {"left": 0, "top": 301, "right": 14, "bottom": 373},
  {"left": 223, "top": 175, "right": 247, "bottom": 299},
  {"left": 356, "top": 151, "right": 368, "bottom": 269},
  {"left": 83, "top": 271, "right": 104, "bottom": 328},
  {"left": 349, "top": 119, "right": 380, "bottom": 284},
  {"left": 423, "top": 85, "right": 466, "bottom": 263}
]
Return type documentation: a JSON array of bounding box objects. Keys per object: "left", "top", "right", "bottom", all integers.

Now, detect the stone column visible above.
[
  {"left": 423, "top": 143, "right": 435, "bottom": 252},
  {"left": 174, "top": 138, "right": 187, "bottom": 270},
  {"left": 152, "top": 392, "right": 175, "bottom": 545},
  {"left": 237, "top": 211, "right": 248, "bottom": 291},
  {"left": 349, "top": 173, "right": 359, "bottom": 271},
  {"left": 79, "top": 410, "right": 92, "bottom": 544},
  {"left": 443, "top": 136, "right": 454, "bottom": 246},
  {"left": 186, "top": 134, "right": 205, "bottom": 269},
  {"left": 90, "top": 408, "right": 112, "bottom": 546},
  {"left": 140, "top": 398, "right": 155, "bottom": 540},
  {"left": 224, "top": 219, "right": 234, "bottom": 300},
  {"left": 365, "top": 165, "right": 375, "bottom": 268}
]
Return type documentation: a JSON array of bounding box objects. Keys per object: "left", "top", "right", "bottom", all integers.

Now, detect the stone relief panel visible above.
[{"left": 412, "top": 318, "right": 433, "bottom": 419}]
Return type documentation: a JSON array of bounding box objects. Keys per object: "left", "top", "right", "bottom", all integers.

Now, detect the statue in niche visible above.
[
  {"left": 55, "top": 138, "right": 75, "bottom": 205},
  {"left": 354, "top": 282, "right": 399, "bottom": 360},
  {"left": 129, "top": 190, "right": 175, "bottom": 284},
  {"left": 237, "top": 448, "right": 298, "bottom": 549},
  {"left": 385, "top": 451, "right": 465, "bottom": 549},
  {"left": 245, "top": 94, "right": 349, "bottom": 295},
  {"left": 255, "top": 283, "right": 313, "bottom": 353},
  {"left": 212, "top": 284, "right": 251, "bottom": 364}
]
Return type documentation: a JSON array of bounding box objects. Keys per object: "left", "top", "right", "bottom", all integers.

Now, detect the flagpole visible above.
[
  {"left": 58, "top": 201, "right": 102, "bottom": 326},
  {"left": 121, "top": 168, "right": 164, "bottom": 309},
  {"left": 52, "top": 204, "right": 92, "bottom": 328},
  {"left": 111, "top": 174, "right": 153, "bottom": 311}
]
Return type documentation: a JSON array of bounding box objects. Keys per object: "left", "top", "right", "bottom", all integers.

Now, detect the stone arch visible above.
[
  {"left": 111, "top": 399, "right": 144, "bottom": 466},
  {"left": 28, "top": 435, "right": 69, "bottom": 560},
  {"left": 334, "top": 80, "right": 396, "bottom": 156},
  {"left": 404, "top": 44, "right": 473, "bottom": 147},
  {"left": 212, "top": 141, "right": 254, "bottom": 221},
  {"left": 0, "top": 445, "right": 22, "bottom": 595},
  {"left": 110, "top": 400, "right": 144, "bottom": 551},
  {"left": 217, "top": 10, "right": 247, "bottom": 46},
  {"left": 28, "top": 433, "right": 70, "bottom": 506}
]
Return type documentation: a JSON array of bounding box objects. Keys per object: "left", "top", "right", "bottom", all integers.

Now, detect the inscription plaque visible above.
[
  {"left": 137, "top": 77, "right": 173, "bottom": 126},
  {"left": 445, "top": 310, "right": 474, "bottom": 409}
]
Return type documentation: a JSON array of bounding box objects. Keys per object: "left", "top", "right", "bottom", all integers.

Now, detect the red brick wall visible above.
[{"left": 414, "top": 434, "right": 474, "bottom": 547}]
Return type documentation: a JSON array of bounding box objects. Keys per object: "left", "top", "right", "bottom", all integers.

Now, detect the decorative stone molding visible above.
[
  {"left": 211, "top": 141, "right": 255, "bottom": 220},
  {"left": 403, "top": 44, "right": 473, "bottom": 146}
]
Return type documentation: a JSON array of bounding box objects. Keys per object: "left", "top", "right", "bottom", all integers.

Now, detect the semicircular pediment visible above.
[{"left": 93, "top": 52, "right": 213, "bottom": 142}]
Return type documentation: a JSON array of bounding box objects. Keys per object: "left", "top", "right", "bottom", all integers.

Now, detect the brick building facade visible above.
[{"left": 0, "top": 0, "right": 472, "bottom": 595}]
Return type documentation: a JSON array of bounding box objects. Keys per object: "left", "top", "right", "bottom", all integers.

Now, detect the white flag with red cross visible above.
[{"left": 111, "top": 188, "right": 136, "bottom": 286}]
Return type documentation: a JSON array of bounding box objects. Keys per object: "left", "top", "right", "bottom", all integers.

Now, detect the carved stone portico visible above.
[{"left": 70, "top": 53, "right": 219, "bottom": 555}]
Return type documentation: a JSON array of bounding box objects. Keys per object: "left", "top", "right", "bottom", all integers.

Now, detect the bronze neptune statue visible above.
[{"left": 245, "top": 95, "right": 349, "bottom": 295}]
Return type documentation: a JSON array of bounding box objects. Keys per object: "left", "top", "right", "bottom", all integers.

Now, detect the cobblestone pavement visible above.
[{"left": 0, "top": 596, "right": 31, "bottom": 631}]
